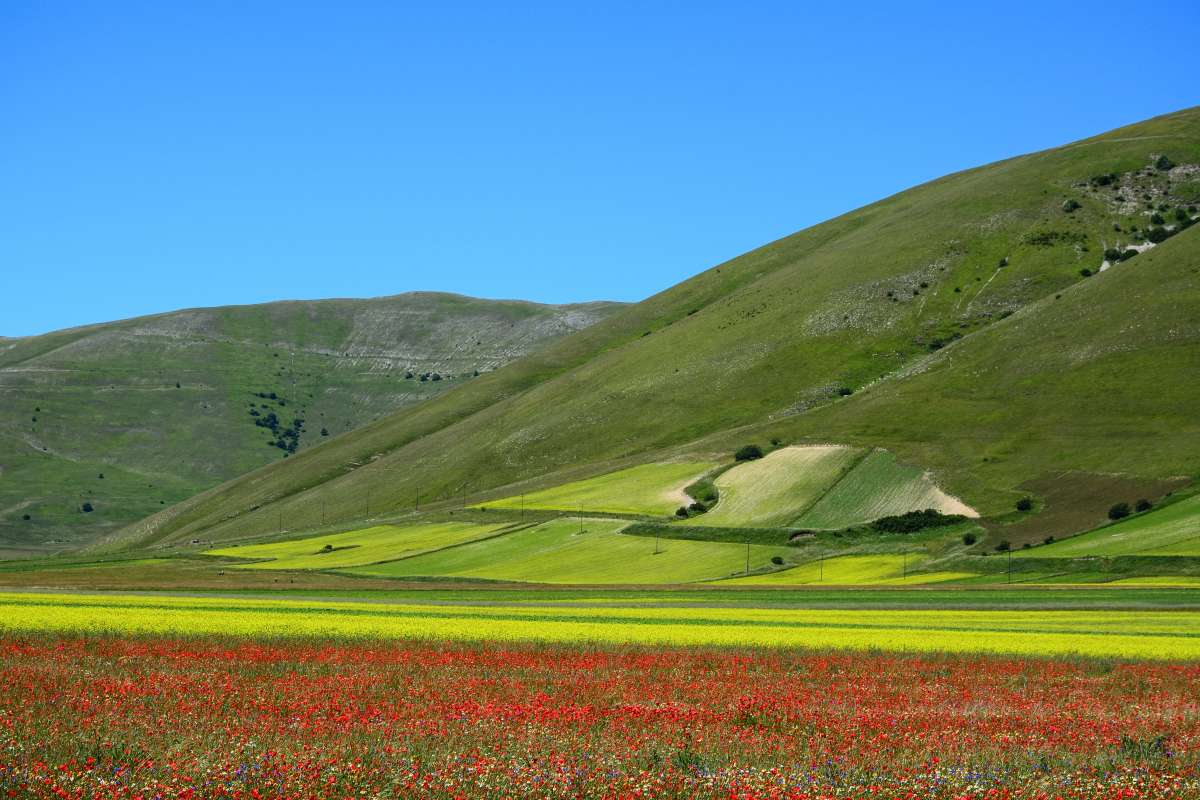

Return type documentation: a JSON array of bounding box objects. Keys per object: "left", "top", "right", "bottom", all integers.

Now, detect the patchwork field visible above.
[
  {"left": 204, "top": 521, "right": 512, "bottom": 569},
  {"left": 692, "top": 446, "right": 859, "bottom": 528},
  {"left": 481, "top": 461, "right": 717, "bottom": 516},
  {"left": 1021, "top": 493, "right": 1200, "bottom": 558},
  {"left": 2, "top": 590, "right": 1200, "bottom": 659},
  {"left": 347, "top": 517, "right": 793, "bottom": 583},
  {"left": 713, "top": 554, "right": 977, "bottom": 586},
  {"left": 795, "top": 449, "right": 977, "bottom": 529}
]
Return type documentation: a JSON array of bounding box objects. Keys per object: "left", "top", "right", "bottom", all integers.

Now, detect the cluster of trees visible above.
[
  {"left": 1109, "top": 499, "right": 1153, "bottom": 520},
  {"left": 870, "top": 509, "right": 966, "bottom": 534}
]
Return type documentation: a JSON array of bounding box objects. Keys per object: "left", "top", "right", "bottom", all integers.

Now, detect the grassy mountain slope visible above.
[
  {"left": 112, "top": 108, "right": 1200, "bottom": 551},
  {"left": 0, "top": 293, "right": 622, "bottom": 555}
]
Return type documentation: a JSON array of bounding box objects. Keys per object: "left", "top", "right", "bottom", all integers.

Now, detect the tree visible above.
[
  {"left": 994, "top": 540, "right": 1010, "bottom": 552},
  {"left": 81, "top": 502, "right": 94, "bottom": 513},
  {"left": 1015, "top": 497, "right": 1033, "bottom": 512},
  {"left": 1155, "top": 154, "right": 1174, "bottom": 171},
  {"left": 1150, "top": 212, "right": 1165, "bottom": 225},
  {"left": 1044, "top": 536, "right": 1055, "bottom": 545},
  {"left": 962, "top": 532, "right": 977, "bottom": 546},
  {"left": 770, "top": 556, "right": 784, "bottom": 566},
  {"left": 837, "top": 387, "right": 853, "bottom": 396},
  {"left": 675, "top": 506, "right": 689, "bottom": 518},
  {"left": 1108, "top": 502, "right": 1131, "bottom": 520},
  {"left": 734, "top": 444, "right": 764, "bottom": 462},
  {"left": 1135, "top": 498, "right": 1153, "bottom": 513},
  {"left": 1147, "top": 227, "right": 1169, "bottom": 244},
  {"left": 1062, "top": 199, "right": 1081, "bottom": 213},
  {"left": 22, "top": 514, "right": 30, "bottom": 521}
]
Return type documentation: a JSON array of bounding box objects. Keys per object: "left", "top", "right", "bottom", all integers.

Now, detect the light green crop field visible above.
[
  {"left": 2, "top": 591, "right": 1199, "bottom": 659},
  {"left": 712, "top": 554, "right": 977, "bottom": 586},
  {"left": 348, "top": 517, "right": 794, "bottom": 583},
  {"left": 1020, "top": 494, "right": 1200, "bottom": 558},
  {"left": 693, "top": 446, "right": 860, "bottom": 528},
  {"left": 205, "top": 521, "right": 512, "bottom": 569},
  {"left": 795, "top": 449, "right": 977, "bottom": 529},
  {"left": 1108, "top": 576, "right": 1200, "bottom": 586},
  {"left": 481, "top": 462, "right": 717, "bottom": 516}
]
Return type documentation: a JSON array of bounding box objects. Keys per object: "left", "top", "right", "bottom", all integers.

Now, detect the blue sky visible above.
[{"left": 2, "top": 2, "right": 1197, "bottom": 336}]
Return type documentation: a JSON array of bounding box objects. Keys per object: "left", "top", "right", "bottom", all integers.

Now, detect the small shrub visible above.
[
  {"left": 1146, "top": 227, "right": 1169, "bottom": 244},
  {"left": 837, "top": 387, "right": 853, "bottom": 397},
  {"left": 769, "top": 437, "right": 782, "bottom": 446},
  {"left": 1062, "top": 199, "right": 1081, "bottom": 213},
  {"left": 1135, "top": 498, "right": 1153, "bottom": 513},
  {"left": 1015, "top": 497, "right": 1033, "bottom": 512},
  {"left": 1079, "top": 268, "right": 1093, "bottom": 277},
  {"left": 734, "top": 444, "right": 764, "bottom": 462},
  {"left": 22, "top": 514, "right": 30, "bottom": 521},
  {"left": 687, "top": 502, "right": 708, "bottom": 515},
  {"left": 962, "top": 532, "right": 977, "bottom": 546},
  {"left": 1044, "top": 535, "right": 1055, "bottom": 545},
  {"left": 1155, "top": 155, "right": 1174, "bottom": 171},
  {"left": 998, "top": 257, "right": 1009, "bottom": 267},
  {"left": 995, "top": 540, "right": 1011, "bottom": 552},
  {"left": 1150, "top": 212, "right": 1165, "bottom": 225},
  {"left": 81, "top": 502, "right": 94, "bottom": 513},
  {"left": 1022, "top": 542, "right": 1032, "bottom": 549},
  {"left": 1108, "top": 502, "right": 1131, "bottom": 520},
  {"left": 1177, "top": 208, "right": 1192, "bottom": 222},
  {"left": 1120, "top": 249, "right": 1138, "bottom": 261},
  {"left": 770, "top": 555, "right": 784, "bottom": 566},
  {"left": 1104, "top": 248, "right": 1122, "bottom": 261},
  {"left": 320, "top": 427, "right": 329, "bottom": 436},
  {"left": 674, "top": 506, "right": 689, "bottom": 519}
]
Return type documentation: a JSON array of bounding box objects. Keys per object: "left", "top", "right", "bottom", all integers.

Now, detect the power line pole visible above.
[
  {"left": 415, "top": 488, "right": 420, "bottom": 512},
  {"left": 654, "top": 532, "right": 661, "bottom": 555},
  {"left": 321, "top": 500, "right": 325, "bottom": 525},
  {"left": 819, "top": 554, "right": 824, "bottom": 582},
  {"left": 745, "top": 540, "right": 750, "bottom": 575},
  {"left": 1007, "top": 549, "right": 1012, "bottom": 584}
]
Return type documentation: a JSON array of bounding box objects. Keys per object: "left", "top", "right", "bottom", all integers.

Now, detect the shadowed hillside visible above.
[{"left": 0, "top": 293, "right": 622, "bottom": 555}]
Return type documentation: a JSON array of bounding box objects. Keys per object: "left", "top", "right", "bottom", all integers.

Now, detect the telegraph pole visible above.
[{"left": 745, "top": 541, "right": 750, "bottom": 575}]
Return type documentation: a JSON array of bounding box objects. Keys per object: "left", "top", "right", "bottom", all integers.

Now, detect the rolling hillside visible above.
[
  {"left": 0, "top": 294, "right": 622, "bottom": 556},
  {"left": 110, "top": 107, "right": 1200, "bottom": 553}
]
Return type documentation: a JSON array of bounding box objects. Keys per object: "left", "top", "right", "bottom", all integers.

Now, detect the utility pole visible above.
[
  {"left": 278, "top": 511, "right": 282, "bottom": 534},
  {"left": 321, "top": 500, "right": 325, "bottom": 525},
  {"left": 366, "top": 488, "right": 370, "bottom": 518},
  {"left": 520, "top": 493, "right": 525, "bottom": 521},
  {"left": 579, "top": 510, "right": 584, "bottom": 535},
  {"left": 903, "top": 551, "right": 908, "bottom": 579},
  {"left": 654, "top": 532, "right": 661, "bottom": 555},
  {"left": 745, "top": 541, "right": 750, "bottom": 575},
  {"left": 415, "top": 488, "right": 420, "bottom": 512},
  {"left": 819, "top": 554, "right": 824, "bottom": 582},
  {"left": 1007, "top": 549, "right": 1012, "bottom": 584}
]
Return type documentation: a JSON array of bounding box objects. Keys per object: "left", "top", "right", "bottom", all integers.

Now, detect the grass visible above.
[
  {"left": 1019, "top": 494, "right": 1200, "bottom": 558},
  {"left": 118, "top": 108, "right": 1200, "bottom": 553},
  {"left": 692, "top": 446, "right": 860, "bottom": 527},
  {"left": 3, "top": 590, "right": 1200, "bottom": 659},
  {"left": 480, "top": 461, "right": 717, "bottom": 516},
  {"left": 204, "top": 521, "right": 513, "bottom": 569},
  {"left": 712, "top": 554, "right": 976, "bottom": 585},
  {"left": 346, "top": 517, "right": 795, "bottom": 584},
  {"left": 795, "top": 449, "right": 975, "bottom": 529}
]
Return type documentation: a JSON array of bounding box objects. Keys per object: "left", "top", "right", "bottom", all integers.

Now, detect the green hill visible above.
[
  {"left": 108, "top": 107, "right": 1200, "bottom": 556},
  {"left": 0, "top": 293, "right": 622, "bottom": 556}
]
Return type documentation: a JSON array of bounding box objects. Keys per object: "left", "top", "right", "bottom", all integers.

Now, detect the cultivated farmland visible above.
[
  {"left": 482, "top": 461, "right": 718, "bottom": 516},
  {"left": 693, "top": 446, "right": 859, "bottom": 528},
  {"left": 346, "top": 517, "right": 794, "bottom": 583},
  {"left": 204, "top": 520, "right": 513, "bottom": 569}
]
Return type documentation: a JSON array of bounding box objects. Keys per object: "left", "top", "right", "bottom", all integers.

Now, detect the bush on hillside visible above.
[
  {"left": 1155, "top": 155, "right": 1174, "bottom": 171},
  {"left": 81, "top": 502, "right": 94, "bottom": 513},
  {"left": 1044, "top": 536, "right": 1055, "bottom": 545},
  {"left": 1108, "top": 502, "right": 1132, "bottom": 520},
  {"left": 962, "top": 532, "right": 977, "bottom": 546},
  {"left": 770, "top": 555, "right": 784, "bottom": 566},
  {"left": 1135, "top": 498, "right": 1153, "bottom": 513},
  {"left": 837, "top": 387, "right": 853, "bottom": 396},
  {"left": 22, "top": 514, "right": 31, "bottom": 521},
  {"left": 994, "top": 540, "right": 1011, "bottom": 552},
  {"left": 1120, "top": 249, "right": 1139, "bottom": 261},
  {"left": 870, "top": 509, "right": 966, "bottom": 534},
  {"left": 1150, "top": 212, "right": 1165, "bottom": 225},
  {"left": 675, "top": 506, "right": 689, "bottom": 519},
  {"left": 1147, "top": 227, "right": 1170, "bottom": 244},
  {"left": 1104, "top": 248, "right": 1122, "bottom": 262},
  {"left": 1062, "top": 199, "right": 1081, "bottom": 213},
  {"left": 686, "top": 478, "right": 719, "bottom": 506},
  {"left": 687, "top": 502, "right": 708, "bottom": 516},
  {"left": 1015, "top": 497, "right": 1033, "bottom": 512},
  {"left": 735, "top": 444, "right": 764, "bottom": 462},
  {"left": 1079, "top": 268, "right": 1093, "bottom": 277}
]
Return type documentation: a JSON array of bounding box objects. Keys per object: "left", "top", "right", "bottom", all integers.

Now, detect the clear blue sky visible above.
[{"left": 2, "top": 1, "right": 1197, "bottom": 336}]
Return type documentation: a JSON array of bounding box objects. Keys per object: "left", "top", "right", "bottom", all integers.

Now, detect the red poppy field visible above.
[{"left": 2, "top": 635, "right": 1198, "bottom": 799}]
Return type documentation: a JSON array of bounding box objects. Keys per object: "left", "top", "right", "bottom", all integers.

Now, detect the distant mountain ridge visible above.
[{"left": 0, "top": 292, "right": 624, "bottom": 555}]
